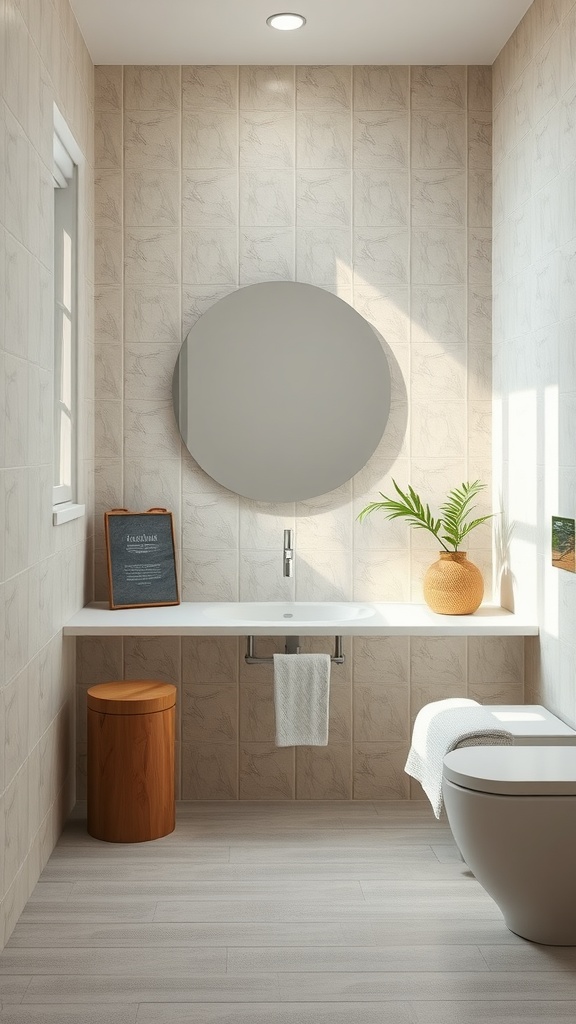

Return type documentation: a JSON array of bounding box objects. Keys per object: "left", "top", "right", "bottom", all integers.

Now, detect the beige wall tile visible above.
[
  {"left": 296, "top": 743, "right": 352, "bottom": 799},
  {"left": 240, "top": 743, "right": 295, "bottom": 799},
  {"left": 182, "top": 743, "right": 238, "bottom": 800},
  {"left": 182, "top": 684, "right": 237, "bottom": 744},
  {"left": 353, "top": 741, "right": 410, "bottom": 799}
]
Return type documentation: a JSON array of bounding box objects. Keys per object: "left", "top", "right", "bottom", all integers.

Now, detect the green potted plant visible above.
[{"left": 358, "top": 479, "right": 494, "bottom": 614}]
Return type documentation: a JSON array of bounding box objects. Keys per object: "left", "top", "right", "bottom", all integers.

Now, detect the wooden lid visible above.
[{"left": 87, "top": 681, "right": 176, "bottom": 715}]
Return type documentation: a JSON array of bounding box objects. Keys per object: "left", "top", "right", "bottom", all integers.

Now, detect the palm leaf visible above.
[{"left": 357, "top": 480, "right": 449, "bottom": 550}]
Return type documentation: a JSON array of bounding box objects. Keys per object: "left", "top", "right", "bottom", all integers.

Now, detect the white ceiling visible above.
[{"left": 71, "top": 0, "right": 534, "bottom": 66}]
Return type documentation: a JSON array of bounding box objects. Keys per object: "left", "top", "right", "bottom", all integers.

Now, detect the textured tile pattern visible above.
[
  {"left": 89, "top": 63, "right": 501, "bottom": 802},
  {"left": 1, "top": 0, "right": 95, "bottom": 951},
  {"left": 493, "top": 0, "right": 576, "bottom": 727},
  {"left": 2, "top": 802, "right": 576, "bottom": 1021}
]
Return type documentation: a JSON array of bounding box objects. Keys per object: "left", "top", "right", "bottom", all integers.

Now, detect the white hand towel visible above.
[
  {"left": 273, "top": 653, "right": 331, "bottom": 747},
  {"left": 405, "top": 697, "right": 513, "bottom": 818}
]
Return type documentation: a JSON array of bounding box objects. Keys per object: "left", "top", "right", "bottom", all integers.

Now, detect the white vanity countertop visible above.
[{"left": 63, "top": 602, "right": 538, "bottom": 637}]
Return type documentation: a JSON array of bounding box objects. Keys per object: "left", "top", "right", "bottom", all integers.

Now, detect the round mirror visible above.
[{"left": 173, "top": 282, "right": 391, "bottom": 502}]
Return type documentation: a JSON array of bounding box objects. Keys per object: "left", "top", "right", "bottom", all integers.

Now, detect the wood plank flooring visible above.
[{"left": 2, "top": 801, "right": 576, "bottom": 1023}]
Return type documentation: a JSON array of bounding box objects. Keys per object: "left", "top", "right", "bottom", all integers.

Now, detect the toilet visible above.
[{"left": 442, "top": 705, "right": 576, "bottom": 946}]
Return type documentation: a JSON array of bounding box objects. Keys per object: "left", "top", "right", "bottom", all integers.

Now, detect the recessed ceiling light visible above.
[{"left": 266, "top": 12, "right": 306, "bottom": 31}]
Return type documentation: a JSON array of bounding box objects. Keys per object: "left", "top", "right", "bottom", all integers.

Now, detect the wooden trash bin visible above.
[{"left": 87, "top": 681, "right": 176, "bottom": 843}]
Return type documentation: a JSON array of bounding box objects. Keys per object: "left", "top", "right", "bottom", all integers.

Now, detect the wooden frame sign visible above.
[{"left": 104, "top": 508, "right": 180, "bottom": 609}]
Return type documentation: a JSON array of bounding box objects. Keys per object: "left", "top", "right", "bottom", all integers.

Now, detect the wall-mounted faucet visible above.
[{"left": 283, "top": 529, "right": 293, "bottom": 577}]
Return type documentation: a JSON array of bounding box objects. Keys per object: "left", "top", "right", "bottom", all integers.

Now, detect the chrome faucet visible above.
[{"left": 283, "top": 529, "right": 293, "bottom": 577}]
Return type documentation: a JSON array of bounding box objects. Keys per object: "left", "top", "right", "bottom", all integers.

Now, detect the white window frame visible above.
[{"left": 52, "top": 105, "right": 85, "bottom": 526}]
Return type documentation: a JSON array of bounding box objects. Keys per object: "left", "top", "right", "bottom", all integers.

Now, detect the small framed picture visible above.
[
  {"left": 104, "top": 508, "right": 180, "bottom": 609},
  {"left": 551, "top": 516, "right": 576, "bottom": 573}
]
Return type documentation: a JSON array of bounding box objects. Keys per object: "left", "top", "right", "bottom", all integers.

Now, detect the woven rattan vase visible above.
[{"left": 423, "top": 551, "right": 484, "bottom": 615}]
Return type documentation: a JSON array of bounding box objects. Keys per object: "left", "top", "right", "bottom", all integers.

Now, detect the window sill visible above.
[{"left": 53, "top": 502, "right": 85, "bottom": 526}]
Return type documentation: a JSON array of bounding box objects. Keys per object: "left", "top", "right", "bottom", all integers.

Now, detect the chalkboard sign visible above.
[{"left": 104, "top": 508, "right": 179, "bottom": 609}]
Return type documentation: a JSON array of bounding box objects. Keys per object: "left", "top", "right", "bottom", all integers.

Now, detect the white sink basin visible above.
[{"left": 202, "top": 601, "right": 376, "bottom": 625}]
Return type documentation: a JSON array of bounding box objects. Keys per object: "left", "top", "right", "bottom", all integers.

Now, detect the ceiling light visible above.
[{"left": 266, "top": 12, "right": 306, "bottom": 31}]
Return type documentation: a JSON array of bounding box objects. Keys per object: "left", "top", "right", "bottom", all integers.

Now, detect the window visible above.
[{"left": 52, "top": 107, "right": 84, "bottom": 525}]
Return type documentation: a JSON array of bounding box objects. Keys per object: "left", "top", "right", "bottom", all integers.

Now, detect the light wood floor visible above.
[{"left": 2, "top": 801, "right": 576, "bottom": 1023}]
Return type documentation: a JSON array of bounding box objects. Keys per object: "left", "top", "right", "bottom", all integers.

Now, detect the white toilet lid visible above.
[{"left": 443, "top": 746, "right": 576, "bottom": 796}]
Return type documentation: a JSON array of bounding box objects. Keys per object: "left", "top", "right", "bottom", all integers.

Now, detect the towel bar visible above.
[{"left": 245, "top": 635, "right": 344, "bottom": 664}]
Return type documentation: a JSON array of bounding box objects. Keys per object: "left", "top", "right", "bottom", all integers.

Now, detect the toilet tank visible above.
[{"left": 484, "top": 705, "right": 576, "bottom": 745}]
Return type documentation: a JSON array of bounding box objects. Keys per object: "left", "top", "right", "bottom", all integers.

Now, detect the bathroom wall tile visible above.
[
  {"left": 296, "top": 66, "right": 351, "bottom": 110},
  {"left": 182, "top": 111, "right": 237, "bottom": 169},
  {"left": 4, "top": 238, "right": 29, "bottom": 359},
  {"left": 124, "top": 400, "right": 182, "bottom": 459},
  {"left": 182, "top": 743, "right": 238, "bottom": 800},
  {"left": 124, "top": 343, "right": 180, "bottom": 402},
  {"left": 240, "top": 637, "right": 285, "bottom": 683},
  {"left": 4, "top": 470, "right": 28, "bottom": 580},
  {"left": 353, "top": 228, "right": 409, "bottom": 286},
  {"left": 4, "top": 111, "right": 28, "bottom": 248},
  {"left": 353, "top": 477, "right": 409, "bottom": 554},
  {"left": 468, "top": 283, "right": 492, "bottom": 345},
  {"left": 296, "top": 485, "right": 353, "bottom": 552},
  {"left": 353, "top": 741, "right": 410, "bottom": 799},
  {"left": 182, "top": 636, "right": 239, "bottom": 686},
  {"left": 239, "top": 228, "right": 294, "bottom": 284},
  {"left": 4, "top": 670, "right": 28, "bottom": 787},
  {"left": 182, "top": 450, "right": 234, "bottom": 498},
  {"left": 239, "top": 679, "right": 275, "bottom": 742},
  {"left": 95, "top": 344, "right": 123, "bottom": 401},
  {"left": 123, "top": 457, "right": 181, "bottom": 520},
  {"left": 95, "top": 65, "right": 123, "bottom": 110},
  {"left": 182, "top": 228, "right": 237, "bottom": 285},
  {"left": 296, "top": 743, "right": 352, "bottom": 800},
  {"left": 468, "top": 679, "right": 525, "bottom": 705},
  {"left": 468, "top": 637, "right": 525, "bottom": 685},
  {"left": 411, "top": 636, "right": 468, "bottom": 686},
  {"left": 125, "top": 285, "right": 180, "bottom": 345},
  {"left": 468, "top": 169, "right": 492, "bottom": 229},
  {"left": 181, "top": 285, "right": 236, "bottom": 333},
  {"left": 468, "top": 227, "right": 492, "bottom": 285},
  {"left": 468, "top": 112, "right": 492, "bottom": 169},
  {"left": 123, "top": 637, "right": 181, "bottom": 685},
  {"left": 95, "top": 170, "right": 123, "bottom": 228},
  {"left": 95, "top": 111, "right": 122, "bottom": 168},
  {"left": 411, "top": 66, "right": 466, "bottom": 109},
  {"left": 95, "top": 227, "right": 123, "bottom": 285},
  {"left": 353, "top": 637, "right": 410, "bottom": 684},
  {"left": 468, "top": 401, "right": 492, "bottom": 459},
  {"left": 182, "top": 170, "right": 238, "bottom": 228},
  {"left": 183, "top": 491, "right": 239, "bottom": 551},
  {"left": 124, "top": 66, "right": 180, "bottom": 110},
  {"left": 411, "top": 111, "right": 466, "bottom": 169},
  {"left": 296, "top": 111, "right": 351, "bottom": 168},
  {"left": 94, "top": 401, "right": 122, "bottom": 460},
  {"left": 353, "top": 66, "right": 409, "bottom": 110},
  {"left": 410, "top": 285, "right": 466, "bottom": 345},
  {"left": 353, "top": 111, "right": 409, "bottom": 169},
  {"left": 182, "top": 65, "right": 238, "bottom": 110},
  {"left": 239, "top": 550, "right": 296, "bottom": 602},
  {"left": 354, "top": 682, "right": 410, "bottom": 743},
  {"left": 4, "top": 356, "right": 28, "bottom": 469},
  {"left": 352, "top": 550, "right": 410, "bottom": 602},
  {"left": 353, "top": 285, "right": 409, "bottom": 346},
  {"left": 4, "top": 574, "right": 29, "bottom": 685},
  {"left": 182, "top": 684, "right": 237, "bottom": 744},
  {"left": 296, "top": 227, "right": 351, "bottom": 287},
  {"left": 240, "top": 112, "right": 294, "bottom": 168},
  {"left": 297, "top": 170, "right": 351, "bottom": 227},
  {"left": 124, "top": 170, "right": 179, "bottom": 227},
  {"left": 124, "top": 228, "right": 180, "bottom": 286},
  {"left": 239, "top": 499, "right": 295, "bottom": 550},
  {"left": 240, "top": 66, "right": 294, "bottom": 110},
  {"left": 412, "top": 402, "right": 467, "bottom": 461},
  {"left": 294, "top": 548, "right": 352, "bottom": 602},
  {"left": 411, "top": 228, "right": 467, "bottom": 285},
  {"left": 468, "top": 66, "right": 492, "bottom": 111},
  {"left": 124, "top": 111, "right": 180, "bottom": 169},
  {"left": 411, "top": 170, "right": 466, "bottom": 227},
  {"left": 240, "top": 169, "right": 294, "bottom": 227},
  {"left": 240, "top": 743, "right": 295, "bottom": 799},
  {"left": 182, "top": 550, "right": 239, "bottom": 602},
  {"left": 353, "top": 170, "right": 409, "bottom": 227},
  {"left": 95, "top": 286, "right": 123, "bottom": 346},
  {"left": 410, "top": 343, "right": 467, "bottom": 403},
  {"left": 94, "top": 459, "right": 123, "bottom": 524},
  {"left": 467, "top": 343, "right": 492, "bottom": 401}
]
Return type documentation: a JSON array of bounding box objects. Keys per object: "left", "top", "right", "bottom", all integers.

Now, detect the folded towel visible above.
[
  {"left": 273, "top": 653, "right": 331, "bottom": 747},
  {"left": 405, "top": 697, "right": 514, "bottom": 818}
]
